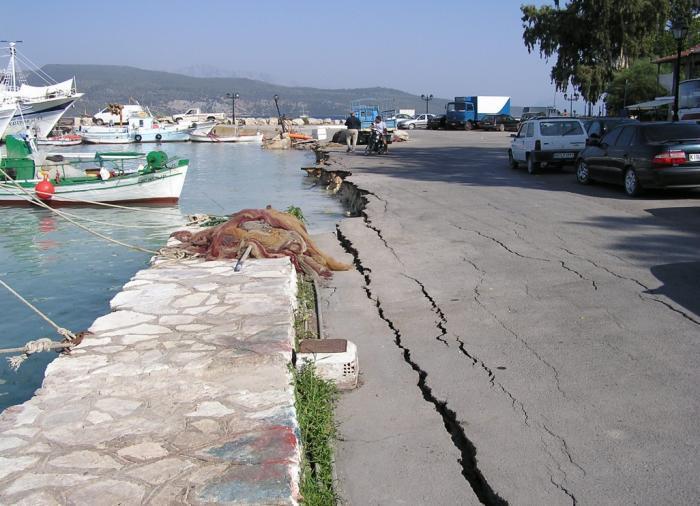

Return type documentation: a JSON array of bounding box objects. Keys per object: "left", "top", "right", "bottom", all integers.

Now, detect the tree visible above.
[
  {"left": 604, "top": 60, "right": 667, "bottom": 115},
  {"left": 521, "top": 0, "right": 698, "bottom": 103}
]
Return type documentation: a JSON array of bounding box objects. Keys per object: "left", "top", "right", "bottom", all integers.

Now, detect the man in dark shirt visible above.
[{"left": 344, "top": 112, "right": 361, "bottom": 152}]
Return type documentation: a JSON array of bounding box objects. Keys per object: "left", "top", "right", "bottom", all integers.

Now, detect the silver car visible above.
[{"left": 398, "top": 114, "right": 435, "bottom": 129}]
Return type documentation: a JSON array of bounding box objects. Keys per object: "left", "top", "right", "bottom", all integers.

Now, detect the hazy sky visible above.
[{"left": 2, "top": 0, "right": 595, "bottom": 113}]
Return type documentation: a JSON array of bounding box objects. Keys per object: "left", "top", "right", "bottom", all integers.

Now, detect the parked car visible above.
[
  {"left": 388, "top": 113, "right": 414, "bottom": 124},
  {"left": 478, "top": 114, "right": 520, "bottom": 131},
  {"left": 576, "top": 121, "right": 700, "bottom": 196},
  {"left": 398, "top": 114, "right": 435, "bottom": 129},
  {"left": 428, "top": 114, "right": 446, "bottom": 129},
  {"left": 508, "top": 117, "right": 588, "bottom": 174},
  {"left": 582, "top": 117, "right": 638, "bottom": 140}
]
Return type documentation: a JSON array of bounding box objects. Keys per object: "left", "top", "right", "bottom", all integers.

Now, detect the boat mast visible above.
[{"left": 0, "top": 41, "right": 23, "bottom": 92}]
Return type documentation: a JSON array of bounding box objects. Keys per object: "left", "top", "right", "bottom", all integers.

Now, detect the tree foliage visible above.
[
  {"left": 521, "top": 0, "right": 698, "bottom": 103},
  {"left": 604, "top": 60, "right": 667, "bottom": 115}
]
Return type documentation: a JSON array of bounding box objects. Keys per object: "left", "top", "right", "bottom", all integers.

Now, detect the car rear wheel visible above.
[
  {"left": 527, "top": 154, "right": 539, "bottom": 174},
  {"left": 508, "top": 150, "right": 518, "bottom": 169},
  {"left": 408, "top": 123, "right": 416, "bottom": 130},
  {"left": 624, "top": 167, "right": 642, "bottom": 197},
  {"left": 576, "top": 159, "right": 591, "bottom": 184}
]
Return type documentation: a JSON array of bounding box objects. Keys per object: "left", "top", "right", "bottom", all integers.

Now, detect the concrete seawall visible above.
[{"left": 0, "top": 256, "right": 301, "bottom": 505}]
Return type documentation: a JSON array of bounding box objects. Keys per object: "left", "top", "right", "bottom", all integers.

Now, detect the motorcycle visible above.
[{"left": 364, "top": 129, "right": 387, "bottom": 155}]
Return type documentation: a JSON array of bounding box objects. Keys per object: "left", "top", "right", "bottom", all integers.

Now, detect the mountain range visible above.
[{"left": 37, "top": 64, "right": 450, "bottom": 118}]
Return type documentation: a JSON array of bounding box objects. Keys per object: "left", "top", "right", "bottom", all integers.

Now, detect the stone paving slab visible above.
[{"left": 0, "top": 257, "right": 301, "bottom": 505}]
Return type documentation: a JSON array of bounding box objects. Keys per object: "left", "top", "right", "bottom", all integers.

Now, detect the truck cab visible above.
[{"left": 445, "top": 96, "right": 511, "bottom": 130}]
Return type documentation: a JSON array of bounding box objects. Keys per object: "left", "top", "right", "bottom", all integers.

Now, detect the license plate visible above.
[
  {"left": 689, "top": 154, "right": 700, "bottom": 162},
  {"left": 553, "top": 152, "right": 575, "bottom": 159}
]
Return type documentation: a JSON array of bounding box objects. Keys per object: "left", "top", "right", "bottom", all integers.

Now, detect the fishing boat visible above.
[
  {"left": 0, "top": 103, "right": 16, "bottom": 139},
  {"left": 1, "top": 42, "right": 83, "bottom": 139},
  {"left": 80, "top": 113, "right": 194, "bottom": 144},
  {"left": 190, "top": 125, "right": 263, "bottom": 143},
  {"left": 36, "top": 134, "right": 82, "bottom": 146},
  {"left": 0, "top": 136, "right": 188, "bottom": 204}
]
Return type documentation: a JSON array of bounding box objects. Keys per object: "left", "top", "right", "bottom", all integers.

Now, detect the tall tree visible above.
[
  {"left": 604, "top": 60, "right": 667, "bottom": 115},
  {"left": 521, "top": 0, "right": 697, "bottom": 103}
]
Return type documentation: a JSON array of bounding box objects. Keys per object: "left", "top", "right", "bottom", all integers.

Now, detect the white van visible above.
[
  {"left": 92, "top": 104, "right": 145, "bottom": 125},
  {"left": 509, "top": 117, "right": 587, "bottom": 174}
]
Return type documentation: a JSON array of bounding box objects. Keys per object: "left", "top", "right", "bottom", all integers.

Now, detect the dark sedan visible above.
[
  {"left": 478, "top": 114, "right": 520, "bottom": 131},
  {"left": 428, "top": 114, "right": 446, "bottom": 130},
  {"left": 583, "top": 117, "right": 638, "bottom": 139},
  {"left": 576, "top": 122, "right": 700, "bottom": 196}
]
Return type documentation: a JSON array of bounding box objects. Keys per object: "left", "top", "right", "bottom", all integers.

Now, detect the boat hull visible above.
[
  {"left": 190, "top": 132, "right": 263, "bottom": 143},
  {"left": 4, "top": 95, "right": 83, "bottom": 139},
  {"left": 0, "top": 105, "right": 15, "bottom": 139},
  {"left": 0, "top": 164, "right": 188, "bottom": 204},
  {"left": 80, "top": 126, "right": 193, "bottom": 144}
]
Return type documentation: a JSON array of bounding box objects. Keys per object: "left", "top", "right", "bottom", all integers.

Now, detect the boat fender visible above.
[
  {"left": 155, "top": 133, "right": 162, "bottom": 141},
  {"left": 35, "top": 174, "right": 55, "bottom": 200},
  {"left": 134, "top": 134, "right": 142, "bottom": 142}
]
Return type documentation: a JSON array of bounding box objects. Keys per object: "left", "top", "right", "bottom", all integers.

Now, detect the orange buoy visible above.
[{"left": 35, "top": 174, "right": 55, "bottom": 200}]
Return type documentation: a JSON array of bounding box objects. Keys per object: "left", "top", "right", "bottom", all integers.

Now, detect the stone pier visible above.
[{"left": 0, "top": 256, "right": 301, "bottom": 505}]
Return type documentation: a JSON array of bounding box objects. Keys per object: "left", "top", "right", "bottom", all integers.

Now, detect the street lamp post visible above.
[
  {"left": 226, "top": 92, "right": 240, "bottom": 125},
  {"left": 273, "top": 94, "right": 286, "bottom": 133},
  {"left": 420, "top": 93, "right": 433, "bottom": 115},
  {"left": 671, "top": 20, "right": 689, "bottom": 122},
  {"left": 563, "top": 92, "right": 580, "bottom": 116}
]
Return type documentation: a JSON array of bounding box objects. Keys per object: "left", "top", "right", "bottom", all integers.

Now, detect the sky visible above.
[{"left": 1, "top": 0, "right": 598, "bottom": 114}]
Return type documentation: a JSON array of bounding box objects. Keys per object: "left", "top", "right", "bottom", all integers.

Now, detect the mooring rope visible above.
[
  {"left": 0, "top": 277, "right": 78, "bottom": 370},
  {"left": 0, "top": 171, "right": 159, "bottom": 254}
]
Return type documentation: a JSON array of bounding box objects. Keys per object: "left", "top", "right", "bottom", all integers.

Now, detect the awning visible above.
[{"left": 625, "top": 96, "right": 673, "bottom": 111}]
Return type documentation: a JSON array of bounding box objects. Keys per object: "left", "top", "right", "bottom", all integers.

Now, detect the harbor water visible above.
[{"left": 0, "top": 143, "right": 345, "bottom": 411}]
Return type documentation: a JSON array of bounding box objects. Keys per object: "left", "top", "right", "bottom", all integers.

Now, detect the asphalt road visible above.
[{"left": 314, "top": 130, "right": 700, "bottom": 505}]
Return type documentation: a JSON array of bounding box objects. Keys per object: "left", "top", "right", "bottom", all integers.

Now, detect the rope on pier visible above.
[{"left": 0, "top": 277, "right": 80, "bottom": 370}]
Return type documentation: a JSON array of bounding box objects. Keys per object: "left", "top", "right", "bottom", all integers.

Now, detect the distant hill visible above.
[{"left": 37, "top": 64, "right": 450, "bottom": 118}]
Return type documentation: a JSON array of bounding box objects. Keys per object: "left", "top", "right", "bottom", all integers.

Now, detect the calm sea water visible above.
[{"left": 0, "top": 143, "right": 344, "bottom": 410}]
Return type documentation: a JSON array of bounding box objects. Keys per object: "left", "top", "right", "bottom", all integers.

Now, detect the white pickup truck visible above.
[{"left": 172, "top": 108, "right": 226, "bottom": 123}]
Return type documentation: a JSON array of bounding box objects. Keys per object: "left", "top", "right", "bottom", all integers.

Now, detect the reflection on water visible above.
[{"left": 0, "top": 143, "right": 344, "bottom": 410}]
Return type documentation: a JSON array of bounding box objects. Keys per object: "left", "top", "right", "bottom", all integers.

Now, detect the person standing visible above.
[{"left": 344, "top": 111, "right": 361, "bottom": 152}]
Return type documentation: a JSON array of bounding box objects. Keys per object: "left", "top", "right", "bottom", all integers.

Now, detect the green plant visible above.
[
  {"left": 286, "top": 205, "right": 307, "bottom": 224},
  {"left": 293, "top": 363, "right": 338, "bottom": 505},
  {"left": 294, "top": 275, "right": 316, "bottom": 349}
]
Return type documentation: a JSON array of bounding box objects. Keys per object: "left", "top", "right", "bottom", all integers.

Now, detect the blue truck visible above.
[
  {"left": 445, "top": 96, "right": 511, "bottom": 130},
  {"left": 351, "top": 99, "right": 396, "bottom": 144}
]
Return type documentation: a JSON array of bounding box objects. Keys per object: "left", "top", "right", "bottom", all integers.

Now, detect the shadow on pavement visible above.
[
  {"left": 649, "top": 261, "right": 700, "bottom": 317},
  {"left": 367, "top": 144, "right": 700, "bottom": 201}
]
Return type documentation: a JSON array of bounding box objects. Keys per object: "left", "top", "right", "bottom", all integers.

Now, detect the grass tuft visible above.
[{"left": 293, "top": 363, "right": 338, "bottom": 505}]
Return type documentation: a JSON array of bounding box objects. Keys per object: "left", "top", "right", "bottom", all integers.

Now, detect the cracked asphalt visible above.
[{"left": 312, "top": 130, "right": 700, "bottom": 505}]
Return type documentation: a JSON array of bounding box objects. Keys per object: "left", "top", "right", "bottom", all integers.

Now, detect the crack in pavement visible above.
[
  {"left": 402, "top": 274, "right": 449, "bottom": 346},
  {"left": 542, "top": 423, "right": 587, "bottom": 477},
  {"left": 336, "top": 225, "right": 508, "bottom": 506},
  {"left": 472, "top": 283, "right": 566, "bottom": 399},
  {"left": 558, "top": 261, "right": 598, "bottom": 291},
  {"left": 558, "top": 247, "right": 700, "bottom": 326},
  {"left": 361, "top": 210, "right": 403, "bottom": 265},
  {"left": 549, "top": 476, "right": 578, "bottom": 506}
]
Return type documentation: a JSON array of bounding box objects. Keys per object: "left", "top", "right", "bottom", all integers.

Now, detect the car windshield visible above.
[
  {"left": 643, "top": 123, "right": 700, "bottom": 142},
  {"left": 539, "top": 120, "right": 584, "bottom": 136}
]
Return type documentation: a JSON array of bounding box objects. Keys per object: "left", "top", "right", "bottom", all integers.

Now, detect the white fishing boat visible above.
[
  {"left": 190, "top": 125, "right": 263, "bottom": 143},
  {"left": 36, "top": 134, "right": 82, "bottom": 146},
  {"left": 80, "top": 113, "right": 194, "bottom": 144},
  {"left": 1, "top": 42, "right": 84, "bottom": 139},
  {"left": 0, "top": 136, "right": 188, "bottom": 204},
  {"left": 0, "top": 103, "right": 16, "bottom": 139}
]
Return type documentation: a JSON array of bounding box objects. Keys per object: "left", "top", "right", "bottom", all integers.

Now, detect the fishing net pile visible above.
[{"left": 171, "top": 207, "right": 351, "bottom": 278}]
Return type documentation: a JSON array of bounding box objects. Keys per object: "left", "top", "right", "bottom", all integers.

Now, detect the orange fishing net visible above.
[{"left": 171, "top": 207, "right": 351, "bottom": 278}]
